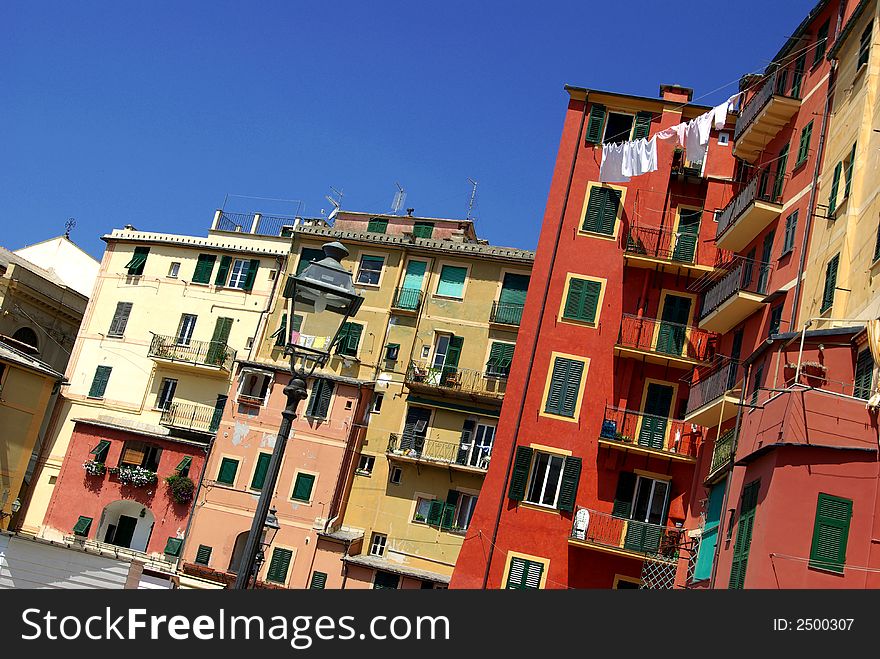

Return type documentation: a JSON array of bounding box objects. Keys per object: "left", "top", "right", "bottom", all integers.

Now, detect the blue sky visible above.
[{"left": 2, "top": 0, "right": 817, "bottom": 259}]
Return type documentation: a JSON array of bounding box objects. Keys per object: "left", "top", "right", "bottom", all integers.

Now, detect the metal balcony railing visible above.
[
  {"left": 699, "top": 257, "right": 774, "bottom": 322},
  {"left": 734, "top": 65, "right": 804, "bottom": 143},
  {"left": 625, "top": 224, "right": 729, "bottom": 269},
  {"left": 489, "top": 301, "right": 524, "bottom": 326},
  {"left": 715, "top": 166, "right": 786, "bottom": 241},
  {"left": 391, "top": 287, "right": 423, "bottom": 312},
  {"left": 386, "top": 433, "right": 491, "bottom": 471},
  {"left": 405, "top": 360, "right": 505, "bottom": 399},
  {"left": 148, "top": 334, "right": 235, "bottom": 371},
  {"left": 684, "top": 357, "right": 743, "bottom": 416},
  {"left": 708, "top": 427, "right": 736, "bottom": 477},
  {"left": 160, "top": 401, "right": 223, "bottom": 434},
  {"left": 216, "top": 211, "right": 307, "bottom": 237},
  {"left": 599, "top": 405, "right": 699, "bottom": 459},
  {"left": 569, "top": 506, "right": 682, "bottom": 560},
  {"left": 617, "top": 313, "right": 716, "bottom": 363}
]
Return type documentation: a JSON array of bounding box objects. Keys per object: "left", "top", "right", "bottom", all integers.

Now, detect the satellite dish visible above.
[
  {"left": 391, "top": 182, "right": 406, "bottom": 214},
  {"left": 325, "top": 195, "right": 340, "bottom": 223}
]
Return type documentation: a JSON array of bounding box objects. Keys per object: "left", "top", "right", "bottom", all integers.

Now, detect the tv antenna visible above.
[
  {"left": 324, "top": 187, "right": 343, "bottom": 223},
  {"left": 391, "top": 182, "right": 407, "bottom": 215},
  {"left": 466, "top": 178, "right": 478, "bottom": 220},
  {"left": 64, "top": 218, "right": 76, "bottom": 238}
]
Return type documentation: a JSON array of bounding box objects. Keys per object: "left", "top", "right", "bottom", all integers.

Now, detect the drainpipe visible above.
[
  {"left": 171, "top": 443, "right": 211, "bottom": 586},
  {"left": 480, "top": 94, "right": 589, "bottom": 589}
]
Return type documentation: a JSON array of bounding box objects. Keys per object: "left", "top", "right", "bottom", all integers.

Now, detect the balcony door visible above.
[
  {"left": 624, "top": 476, "right": 670, "bottom": 553},
  {"left": 430, "top": 334, "right": 463, "bottom": 385},
  {"left": 457, "top": 420, "right": 495, "bottom": 468},
  {"left": 637, "top": 383, "right": 674, "bottom": 450},
  {"left": 206, "top": 317, "right": 233, "bottom": 366},
  {"left": 176, "top": 314, "right": 197, "bottom": 346},
  {"left": 400, "top": 260, "right": 427, "bottom": 309},
  {"left": 496, "top": 272, "right": 530, "bottom": 324},
  {"left": 401, "top": 406, "right": 431, "bottom": 454},
  {"left": 672, "top": 208, "right": 701, "bottom": 263},
  {"left": 656, "top": 294, "right": 692, "bottom": 357}
]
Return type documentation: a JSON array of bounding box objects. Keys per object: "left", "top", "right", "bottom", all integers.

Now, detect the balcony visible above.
[
  {"left": 148, "top": 334, "right": 235, "bottom": 374},
  {"left": 625, "top": 224, "right": 729, "bottom": 275},
  {"left": 598, "top": 406, "right": 699, "bottom": 462},
  {"left": 213, "top": 210, "right": 324, "bottom": 238},
  {"left": 697, "top": 257, "right": 773, "bottom": 334},
  {"left": 683, "top": 357, "right": 743, "bottom": 427},
  {"left": 704, "top": 427, "right": 736, "bottom": 484},
  {"left": 670, "top": 147, "right": 705, "bottom": 182},
  {"left": 615, "top": 314, "right": 716, "bottom": 367},
  {"left": 405, "top": 360, "right": 506, "bottom": 402},
  {"left": 391, "top": 287, "right": 423, "bottom": 313},
  {"left": 568, "top": 507, "right": 682, "bottom": 562},
  {"left": 734, "top": 67, "right": 803, "bottom": 163},
  {"left": 489, "top": 300, "right": 524, "bottom": 327},
  {"left": 714, "top": 167, "right": 785, "bottom": 252},
  {"left": 386, "top": 433, "right": 490, "bottom": 473},
  {"left": 160, "top": 401, "right": 223, "bottom": 435}
]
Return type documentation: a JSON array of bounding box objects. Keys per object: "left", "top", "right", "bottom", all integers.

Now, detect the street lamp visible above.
[
  {"left": 0, "top": 498, "right": 21, "bottom": 524},
  {"left": 233, "top": 241, "right": 362, "bottom": 589}
]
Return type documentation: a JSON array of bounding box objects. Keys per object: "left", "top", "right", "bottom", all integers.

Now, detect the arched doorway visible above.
[
  {"left": 228, "top": 531, "right": 249, "bottom": 573},
  {"left": 12, "top": 326, "right": 39, "bottom": 353},
  {"left": 97, "top": 500, "right": 155, "bottom": 552}
]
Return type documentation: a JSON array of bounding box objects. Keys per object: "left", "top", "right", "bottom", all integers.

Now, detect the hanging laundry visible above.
[
  {"left": 656, "top": 122, "right": 688, "bottom": 147},
  {"left": 685, "top": 111, "right": 714, "bottom": 164},
  {"left": 712, "top": 93, "right": 743, "bottom": 130},
  {"left": 599, "top": 141, "right": 631, "bottom": 183}
]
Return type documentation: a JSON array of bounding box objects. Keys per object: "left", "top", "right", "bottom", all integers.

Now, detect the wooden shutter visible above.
[
  {"left": 309, "top": 571, "right": 328, "bottom": 589},
  {"left": 445, "top": 335, "right": 464, "bottom": 370},
  {"left": 296, "top": 248, "right": 325, "bottom": 275},
  {"left": 599, "top": 188, "right": 621, "bottom": 235},
  {"left": 121, "top": 441, "right": 147, "bottom": 467},
  {"left": 217, "top": 457, "right": 238, "bottom": 485},
  {"left": 125, "top": 246, "right": 149, "bottom": 275},
  {"left": 207, "top": 317, "right": 233, "bottom": 366},
  {"left": 545, "top": 357, "right": 584, "bottom": 417},
  {"left": 307, "top": 378, "right": 334, "bottom": 418},
  {"left": 292, "top": 473, "right": 316, "bottom": 501},
  {"left": 242, "top": 259, "right": 260, "bottom": 291},
  {"left": 821, "top": 255, "right": 839, "bottom": 312},
  {"left": 584, "top": 103, "right": 606, "bottom": 144},
  {"left": 274, "top": 313, "right": 287, "bottom": 346},
  {"left": 557, "top": 457, "right": 581, "bottom": 512},
  {"left": 797, "top": 121, "right": 812, "bottom": 165},
  {"left": 844, "top": 142, "right": 857, "bottom": 197},
  {"left": 108, "top": 302, "right": 133, "bottom": 337},
  {"left": 192, "top": 254, "right": 216, "bottom": 283},
  {"left": 632, "top": 111, "right": 652, "bottom": 140},
  {"left": 73, "top": 516, "right": 93, "bottom": 536},
  {"left": 809, "top": 493, "right": 852, "bottom": 573},
  {"left": 413, "top": 222, "right": 434, "bottom": 239},
  {"left": 582, "top": 188, "right": 603, "bottom": 233},
  {"left": 729, "top": 480, "right": 759, "bottom": 589},
  {"left": 583, "top": 187, "right": 620, "bottom": 235},
  {"left": 854, "top": 349, "right": 874, "bottom": 399},
  {"left": 427, "top": 499, "right": 444, "bottom": 526},
  {"left": 266, "top": 547, "right": 293, "bottom": 584},
  {"left": 486, "top": 342, "right": 515, "bottom": 376},
  {"left": 772, "top": 144, "right": 788, "bottom": 201},
  {"left": 251, "top": 453, "right": 271, "bottom": 490},
  {"left": 612, "top": 472, "right": 637, "bottom": 518},
  {"left": 506, "top": 557, "right": 544, "bottom": 589},
  {"left": 563, "top": 278, "right": 586, "bottom": 319},
  {"left": 507, "top": 446, "right": 533, "bottom": 501},
  {"left": 457, "top": 419, "right": 476, "bottom": 463},
  {"left": 164, "top": 537, "right": 183, "bottom": 556},
  {"left": 438, "top": 266, "right": 467, "bottom": 297},
  {"left": 89, "top": 366, "right": 112, "bottom": 398},
  {"left": 828, "top": 161, "right": 842, "bottom": 214},
  {"left": 367, "top": 218, "right": 388, "bottom": 233},
  {"left": 214, "top": 255, "right": 232, "bottom": 286}
]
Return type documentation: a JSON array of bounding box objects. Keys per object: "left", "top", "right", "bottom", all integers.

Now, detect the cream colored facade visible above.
[
  {"left": 14, "top": 235, "right": 101, "bottom": 299},
  {"left": 21, "top": 213, "right": 297, "bottom": 538},
  {"left": 801, "top": 2, "right": 880, "bottom": 325}
]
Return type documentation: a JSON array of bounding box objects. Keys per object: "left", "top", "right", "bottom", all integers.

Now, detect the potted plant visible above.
[
  {"left": 82, "top": 460, "right": 106, "bottom": 477},
  {"left": 165, "top": 474, "right": 196, "bottom": 504},
  {"left": 116, "top": 465, "right": 158, "bottom": 487}
]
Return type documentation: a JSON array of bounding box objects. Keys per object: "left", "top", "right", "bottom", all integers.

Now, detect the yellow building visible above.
[
  {"left": 250, "top": 211, "right": 534, "bottom": 588},
  {"left": 800, "top": 2, "right": 880, "bottom": 325},
  {"left": 0, "top": 343, "right": 63, "bottom": 530}
]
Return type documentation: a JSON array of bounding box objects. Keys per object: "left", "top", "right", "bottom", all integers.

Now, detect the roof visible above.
[
  {"left": 338, "top": 210, "right": 474, "bottom": 226},
  {"left": 317, "top": 528, "right": 364, "bottom": 543},
  {"left": 0, "top": 245, "right": 70, "bottom": 290},
  {"left": 0, "top": 342, "right": 64, "bottom": 380},
  {"left": 827, "top": 0, "right": 871, "bottom": 59},
  {"left": 564, "top": 84, "right": 716, "bottom": 113},
  {"left": 768, "top": 0, "right": 831, "bottom": 68},
  {"left": 343, "top": 553, "right": 452, "bottom": 584},
  {"left": 102, "top": 229, "right": 291, "bottom": 257},
  {"left": 71, "top": 416, "right": 210, "bottom": 448},
  {"left": 743, "top": 325, "right": 864, "bottom": 366}
]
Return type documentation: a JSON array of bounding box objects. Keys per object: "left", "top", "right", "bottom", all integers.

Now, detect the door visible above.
[
  {"left": 210, "top": 394, "right": 227, "bottom": 432},
  {"left": 399, "top": 260, "right": 427, "bottom": 309},
  {"left": 727, "top": 329, "right": 744, "bottom": 390},
  {"left": 176, "top": 314, "right": 197, "bottom": 346},
  {"left": 431, "top": 334, "right": 463, "bottom": 385},
  {"left": 672, "top": 209, "right": 701, "bottom": 263},
  {"left": 624, "top": 477, "right": 670, "bottom": 553},
  {"left": 772, "top": 145, "right": 788, "bottom": 202},
  {"left": 206, "top": 317, "right": 233, "bottom": 366},
  {"left": 638, "top": 383, "right": 674, "bottom": 449},
  {"left": 112, "top": 515, "right": 138, "bottom": 549},
  {"left": 156, "top": 378, "right": 177, "bottom": 411},
  {"left": 470, "top": 423, "right": 495, "bottom": 467},
  {"left": 497, "top": 273, "right": 530, "bottom": 324},
  {"left": 656, "top": 294, "right": 692, "bottom": 356},
  {"left": 401, "top": 407, "right": 431, "bottom": 454},
  {"left": 757, "top": 230, "right": 775, "bottom": 294}
]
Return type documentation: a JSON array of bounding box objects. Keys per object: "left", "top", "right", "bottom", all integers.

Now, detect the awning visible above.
[
  {"left": 176, "top": 456, "right": 192, "bottom": 472},
  {"left": 90, "top": 440, "right": 111, "bottom": 456},
  {"left": 73, "top": 516, "right": 93, "bottom": 536},
  {"left": 124, "top": 254, "right": 147, "bottom": 271},
  {"left": 164, "top": 537, "right": 183, "bottom": 557}
]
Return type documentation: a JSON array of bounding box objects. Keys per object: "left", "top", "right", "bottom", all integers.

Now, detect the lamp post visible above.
[
  {"left": 233, "top": 241, "right": 362, "bottom": 589},
  {"left": 0, "top": 498, "right": 21, "bottom": 528}
]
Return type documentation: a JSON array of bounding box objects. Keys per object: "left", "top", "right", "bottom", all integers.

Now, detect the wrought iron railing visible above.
[
  {"left": 734, "top": 65, "right": 804, "bottom": 143},
  {"left": 569, "top": 507, "right": 682, "bottom": 560},
  {"left": 405, "top": 360, "right": 506, "bottom": 399},
  {"left": 489, "top": 301, "right": 524, "bottom": 326},
  {"left": 699, "top": 257, "right": 774, "bottom": 321},
  {"left": 160, "top": 401, "right": 223, "bottom": 434},
  {"left": 148, "top": 334, "right": 235, "bottom": 371},
  {"left": 599, "top": 405, "right": 699, "bottom": 458},
  {"left": 617, "top": 313, "right": 716, "bottom": 363},
  {"left": 391, "top": 287, "right": 423, "bottom": 312},
  {"left": 386, "top": 433, "right": 490, "bottom": 471},
  {"left": 215, "top": 212, "right": 252, "bottom": 233},
  {"left": 708, "top": 427, "right": 736, "bottom": 477},
  {"left": 715, "top": 166, "right": 786, "bottom": 241},
  {"left": 625, "top": 224, "right": 729, "bottom": 268},
  {"left": 255, "top": 214, "right": 300, "bottom": 237},
  {"left": 216, "top": 211, "right": 303, "bottom": 237},
  {"left": 684, "top": 357, "right": 743, "bottom": 416}
]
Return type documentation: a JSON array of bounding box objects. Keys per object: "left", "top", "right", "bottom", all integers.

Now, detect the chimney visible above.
[
  {"left": 659, "top": 84, "right": 694, "bottom": 103},
  {"left": 406, "top": 208, "right": 414, "bottom": 217}
]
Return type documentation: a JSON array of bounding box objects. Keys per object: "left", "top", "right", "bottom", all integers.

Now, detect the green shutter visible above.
[
  {"left": 437, "top": 265, "right": 467, "bottom": 297},
  {"left": 88, "top": 366, "right": 112, "bottom": 398},
  {"left": 440, "top": 502, "right": 456, "bottom": 530},
  {"left": 309, "top": 571, "right": 328, "bottom": 589},
  {"left": 585, "top": 104, "right": 606, "bottom": 144},
  {"left": 582, "top": 187, "right": 619, "bottom": 235},
  {"left": 73, "top": 516, "right": 93, "bottom": 536},
  {"left": 427, "top": 499, "right": 444, "bottom": 526},
  {"left": 413, "top": 222, "right": 434, "bottom": 239},
  {"left": 443, "top": 335, "right": 464, "bottom": 379},
  {"left": 217, "top": 457, "right": 238, "bottom": 485},
  {"left": 195, "top": 544, "right": 212, "bottom": 565},
  {"left": 563, "top": 277, "right": 601, "bottom": 323},
  {"left": 296, "top": 248, "right": 325, "bottom": 276},
  {"left": 544, "top": 357, "right": 584, "bottom": 417},
  {"left": 273, "top": 313, "right": 287, "bottom": 346},
  {"left": 176, "top": 456, "right": 192, "bottom": 474},
  {"left": 292, "top": 473, "right": 316, "bottom": 502},
  {"left": 367, "top": 218, "right": 388, "bottom": 233},
  {"left": 557, "top": 457, "right": 581, "bottom": 512},
  {"left": 206, "top": 317, "right": 233, "bottom": 366},
  {"left": 612, "top": 472, "right": 637, "bottom": 518},
  {"left": 844, "top": 142, "right": 857, "bottom": 198},
  {"left": 108, "top": 302, "right": 133, "bottom": 336},
  {"left": 729, "top": 480, "right": 760, "bottom": 589},
  {"left": 821, "top": 254, "right": 839, "bottom": 313},
  {"left": 486, "top": 342, "right": 515, "bottom": 376},
  {"left": 772, "top": 144, "right": 788, "bottom": 201},
  {"left": 306, "top": 378, "right": 334, "bottom": 418},
  {"left": 125, "top": 246, "right": 149, "bottom": 276},
  {"left": 90, "top": 439, "right": 111, "bottom": 460},
  {"left": 335, "top": 322, "right": 362, "bottom": 357},
  {"left": 508, "top": 446, "right": 533, "bottom": 501},
  {"left": 192, "top": 254, "right": 216, "bottom": 283},
  {"left": 164, "top": 537, "right": 183, "bottom": 557},
  {"left": 266, "top": 547, "right": 293, "bottom": 584},
  {"left": 506, "top": 557, "right": 544, "bottom": 589},
  {"left": 809, "top": 493, "right": 852, "bottom": 573},
  {"left": 828, "top": 161, "right": 842, "bottom": 214},
  {"left": 854, "top": 349, "right": 874, "bottom": 399},
  {"left": 632, "top": 111, "right": 652, "bottom": 140},
  {"left": 214, "top": 255, "right": 232, "bottom": 286},
  {"left": 814, "top": 21, "right": 829, "bottom": 64},
  {"left": 251, "top": 453, "right": 272, "bottom": 490},
  {"left": 796, "top": 121, "right": 812, "bottom": 166},
  {"left": 242, "top": 259, "right": 260, "bottom": 291}
]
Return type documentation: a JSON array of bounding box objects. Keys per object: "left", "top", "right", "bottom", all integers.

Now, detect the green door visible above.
[
  {"left": 496, "top": 273, "right": 530, "bottom": 324},
  {"left": 672, "top": 209, "right": 701, "bottom": 263},
  {"left": 206, "top": 317, "right": 233, "bottom": 366},
  {"left": 623, "top": 477, "right": 669, "bottom": 554},
  {"left": 112, "top": 515, "right": 138, "bottom": 549},
  {"left": 399, "top": 260, "right": 427, "bottom": 309},
  {"left": 656, "top": 295, "right": 692, "bottom": 356},
  {"left": 401, "top": 406, "right": 431, "bottom": 454},
  {"left": 638, "top": 383, "right": 674, "bottom": 449}
]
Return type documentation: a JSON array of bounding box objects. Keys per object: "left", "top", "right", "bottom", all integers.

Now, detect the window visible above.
[
  {"left": 73, "top": 516, "right": 93, "bottom": 537},
  {"left": 124, "top": 246, "right": 149, "bottom": 276},
  {"left": 796, "top": 121, "right": 813, "bottom": 167},
  {"left": 356, "top": 455, "right": 375, "bottom": 475},
  {"left": 750, "top": 364, "right": 764, "bottom": 406},
  {"left": 505, "top": 556, "right": 544, "bottom": 589},
  {"left": 192, "top": 254, "right": 216, "bottom": 284},
  {"left": 291, "top": 472, "right": 316, "bottom": 502},
  {"left": 844, "top": 142, "right": 857, "bottom": 198},
  {"left": 729, "top": 480, "right": 760, "bottom": 589},
  {"left": 389, "top": 466, "right": 402, "bottom": 485},
  {"left": 369, "top": 533, "right": 387, "bottom": 556},
  {"left": 296, "top": 248, "right": 324, "bottom": 276},
  {"left": 266, "top": 547, "right": 293, "bottom": 584},
  {"left": 859, "top": 21, "right": 872, "bottom": 69},
  {"left": 167, "top": 262, "right": 180, "bottom": 278},
  {"left": 89, "top": 440, "right": 110, "bottom": 464},
  {"left": 227, "top": 258, "right": 258, "bottom": 290},
  {"left": 771, "top": 143, "right": 788, "bottom": 201},
  {"left": 821, "top": 253, "right": 839, "bottom": 313},
  {"left": 782, "top": 210, "right": 798, "bottom": 255},
  {"left": 459, "top": 421, "right": 495, "bottom": 468},
  {"left": 874, "top": 224, "right": 880, "bottom": 263},
  {"left": 809, "top": 493, "right": 852, "bottom": 573},
  {"left": 486, "top": 342, "right": 515, "bottom": 378},
  {"left": 176, "top": 313, "right": 197, "bottom": 346},
  {"left": 452, "top": 492, "right": 478, "bottom": 531},
  {"left": 309, "top": 571, "right": 328, "bottom": 589},
  {"left": 371, "top": 393, "right": 384, "bottom": 414},
  {"left": 356, "top": 255, "right": 384, "bottom": 286},
  {"left": 334, "top": 322, "right": 363, "bottom": 357},
  {"left": 436, "top": 265, "right": 467, "bottom": 298},
  {"left": 413, "top": 497, "right": 434, "bottom": 523},
  {"left": 305, "top": 378, "right": 334, "bottom": 419},
  {"left": 854, "top": 349, "right": 874, "bottom": 399},
  {"left": 164, "top": 537, "right": 183, "bottom": 557},
  {"left": 250, "top": 452, "right": 272, "bottom": 490},
  {"left": 88, "top": 365, "right": 112, "bottom": 398},
  {"left": 525, "top": 452, "right": 565, "bottom": 507},
  {"left": 155, "top": 377, "right": 178, "bottom": 411},
  {"left": 384, "top": 343, "right": 400, "bottom": 361},
  {"left": 562, "top": 277, "right": 602, "bottom": 323},
  {"left": 107, "top": 302, "right": 133, "bottom": 337},
  {"left": 768, "top": 305, "right": 783, "bottom": 337},
  {"left": 603, "top": 112, "right": 635, "bottom": 144},
  {"left": 239, "top": 371, "right": 271, "bottom": 404},
  {"left": 814, "top": 21, "right": 829, "bottom": 65},
  {"left": 195, "top": 545, "right": 212, "bottom": 566},
  {"left": 413, "top": 222, "right": 434, "bottom": 239},
  {"left": 828, "top": 161, "right": 843, "bottom": 214},
  {"left": 582, "top": 185, "right": 621, "bottom": 235},
  {"left": 718, "top": 132, "right": 730, "bottom": 146},
  {"left": 119, "top": 441, "right": 162, "bottom": 471},
  {"left": 367, "top": 218, "right": 388, "bottom": 233},
  {"left": 216, "top": 457, "right": 239, "bottom": 485},
  {"left": 11, "top": 327, "right": 38, "bottom": 351},
  {"left": 544, "top": 356, "right": 585, "bottom": 418},
  {"left": 373, "top": 571, "right": 399, "bottom": 590}
]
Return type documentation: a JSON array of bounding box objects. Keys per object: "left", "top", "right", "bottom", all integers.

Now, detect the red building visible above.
[{"left": 451, "top": 83, "right": 740, "bottom": 589}]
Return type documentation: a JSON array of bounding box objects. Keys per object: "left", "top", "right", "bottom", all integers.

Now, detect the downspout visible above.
[
  {"left": 247, "top": 254, "right": 286, "bottom": 362},
  {"left": 480, "top": 95, "right": 589, "bottom": 589},
  {"left": 171, "top": 443, "right": 211, "bottom": 586}
]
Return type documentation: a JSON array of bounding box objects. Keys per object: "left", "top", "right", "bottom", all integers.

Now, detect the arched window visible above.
[
  {"left": 12, "top": 327, "right": 39, "bottom": 352},
  {"left": 228, "top": 531, "right": 250, "bottom": 573}
]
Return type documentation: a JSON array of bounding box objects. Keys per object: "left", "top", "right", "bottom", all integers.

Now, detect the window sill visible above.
[
  {"left": 105, "top": 334, "right": 125, "bottom": 340},
  {"left": 290, "top": 498, "right": 312, "bottom": 505},
  {"left": 354, "top": 470, "right": 373, "bottom": 477},
  {"left": 778, "top": 247, "right": 794, "bottom": 259},
  {"left": 577, "top": 228, "right": 617, "bottom": 242},
  {"left": 432, "top": 294, "right": 464, "bottom": 302},
  {"left": 517, "top": 501, "right": 562, "bottom": 515},
  {"left": 559, "top": 315, "right": 599, "bottom": 329},
  {"left": 355, "top": 281, "right": 381, "bottom": 289}
]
